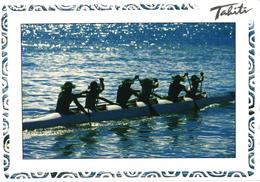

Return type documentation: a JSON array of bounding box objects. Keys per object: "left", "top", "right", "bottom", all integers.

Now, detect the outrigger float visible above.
[{"left": 23, "top": 92, "right": 235, "bottom": 130}]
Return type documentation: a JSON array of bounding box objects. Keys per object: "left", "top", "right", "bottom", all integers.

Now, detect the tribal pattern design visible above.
[
  {"left": 3, "top": 4, "right": 197, "bottom": 11},
  {"left": 248, "top": 20, "right": 255, "bottom": 175}
]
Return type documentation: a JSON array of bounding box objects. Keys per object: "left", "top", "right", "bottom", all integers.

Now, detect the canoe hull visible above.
[{"left": 23, "top": 92, "right": 235, "bottom": 130}]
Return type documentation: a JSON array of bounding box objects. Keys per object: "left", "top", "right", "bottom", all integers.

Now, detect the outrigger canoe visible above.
[{"left": 23, "top": 92, "right": 235, "bottom": 130}]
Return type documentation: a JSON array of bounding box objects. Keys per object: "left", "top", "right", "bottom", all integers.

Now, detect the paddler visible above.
[
  {"left": 56, "top": 81, "right": 89, "bottom": 115},
  {"left": 168, "top": 74, "right": 189, "bottom": 102},
  {"left": 137, "top": 77, "right": 160, "bottom": 116},
  {"left": 82, "top": 78, "right": 105, "bottom": 111},
  {"left": 116, "top": 75, "right": 140, "bottom": 108},
  {"left": 138, "top": 77, "right": 159, "bottom": 103},
  {"left": 186, "top": 72, "right": 204, "bottom": 99}
]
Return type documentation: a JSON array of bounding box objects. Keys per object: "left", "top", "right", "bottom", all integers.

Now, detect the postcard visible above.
[{"left": 1, "top": 0, "right": 259, "bottom": 181}]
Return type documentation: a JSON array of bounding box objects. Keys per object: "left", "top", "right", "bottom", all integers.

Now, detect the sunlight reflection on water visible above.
[{"left": 22, "top": 23, "right": 235, "bottom": 158}]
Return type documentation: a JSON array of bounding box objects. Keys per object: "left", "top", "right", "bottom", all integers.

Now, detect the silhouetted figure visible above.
[
  {"left": 186, "top": 72, "right": 204, "bottom": 99},
  {"left": 83, "top": 78, "right": 104, "bottom": 111},
  {"left": 137, "top": 77, "right": 160, "bottom": 116},
  {"left": 138, "top": 78, "right": 159, "bottom": 103},
  {"left": 116, "top": 76, "right": 139, "bottom": 108},
  {"left": 168, "top": 74, "right": 188, "bottom": 102},
  {"left": 56, "top": 82, "right": 89, "bottom": 115}
]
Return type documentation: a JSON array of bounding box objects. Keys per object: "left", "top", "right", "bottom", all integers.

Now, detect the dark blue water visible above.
[{"left": 22, "top": 23, "right": 235, "bottom": 158}]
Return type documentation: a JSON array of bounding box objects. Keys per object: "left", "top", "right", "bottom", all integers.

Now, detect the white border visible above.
[{"left": 1, "top": 0, "right": 260, "bottom": 181}]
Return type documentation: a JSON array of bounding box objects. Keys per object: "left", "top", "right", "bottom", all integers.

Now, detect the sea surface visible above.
[{"left": 22, "top": 23, "right": 235, "bottom": 159}]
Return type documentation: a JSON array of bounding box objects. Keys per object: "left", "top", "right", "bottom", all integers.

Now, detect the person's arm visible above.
[
  {"left": 152, "top": 92, "right": 164, "bottom": 99},
  {"left": 199, "top": 72, "right": 204, "bottom": 82},
  {"left": 137, "top": 77, "right": 143, "bottom": 85},
  {"left": 99, "top": 78, "right": 105, "bottom": 93},
  {"left": 73, "top": 96, "right": 89, "bottom": 115},
  {"left": 98, "top": 96, "right": 119, "bottom": 105},
  {"left": 132, "top": 89, "right": 140, "bottom": 97},
  {"left": 132, "top": 75, "right": 139, "bottom": 82},
  {"left": 168, "top": 83, "right": 173, "bottom": 96},
  {"left": 179, "top": 74, "right": 189, "bottom": 93},
  {"left": 183, "top": 85, "right": 189, "bottom": 93},
  {"left": 76, "top": 90, "right": 89, "bottom": 98},
  {"left": 153, "top": 79, "right": 159, "bottom": 89}
]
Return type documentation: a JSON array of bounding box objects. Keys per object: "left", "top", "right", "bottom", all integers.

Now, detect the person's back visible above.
[
  {"left": 116, "top": 84, "right": 137, "bottom": 108},
  {"left": 168, "top": 82, "right": 186, "bottom": 102},
  {"left": 186, "top": 74, "right": 204, "bottom": 99},
  {"left": 139, "top": 87, "right": 151, "bottom": 102},
  {"left": 85, "top": 87, "right": 100, "bottom": 110},
  {"left": 168, "top": 75, "right": 187, "bottom": 102},
  {"left": 85, "top": 78, "right": 104, "bottom": 111},
  {"left": 56, "top": 81, "right": 88, "bottom": 115},
  {"left": 189, "top": 83, "right": 200, "bottom": 99},
  {"left": 116, "top": 76, "right": 139, "bottom": 108},
  {"left": 56, "top": 90, "right": 74, "bottom": 114},
  {"left": 139, "top": 78, "right": 158, "bottom": 103},
  {"left": 116, "top": 85, "right": 129, "bottom": 108}
]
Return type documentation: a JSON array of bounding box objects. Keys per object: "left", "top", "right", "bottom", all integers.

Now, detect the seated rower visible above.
[
  {"left": 56, "top": 81, "right": 89, "bottom": 115},
  {"left": 137, "top": 77, "right": 161, "bottom": 116},
  {"left": 82, "top": 78, "right": 105, "bottom": 112},
  {"left": 138, "top": 77, "right": 159, "bottom": 103},
  {"left": 186, "top": 72, "right": 205, "bottom": 99},
  {"left": 168, "top": 74, "right": 189, "bottom": 102},
  {"left": 116, "top": 76, "right": 139, "bottom": 108}
]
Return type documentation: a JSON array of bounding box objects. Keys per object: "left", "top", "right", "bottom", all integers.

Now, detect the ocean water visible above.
[{"left": 22, "top": 23, "right": 235, "bottom": 159}]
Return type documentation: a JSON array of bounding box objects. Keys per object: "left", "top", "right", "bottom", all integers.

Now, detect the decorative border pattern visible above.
[
  {"left": 1, "top": 7, "right": 9, "bottom": 175},
  {"left": 248, "top": 20, "right": 255, "bottom": 174},
  {"left": 2, "top": 4, "right": 198, "bottom": 12},
  {"left": 1, "top": 4, "right": 256, "bottom": 180}
]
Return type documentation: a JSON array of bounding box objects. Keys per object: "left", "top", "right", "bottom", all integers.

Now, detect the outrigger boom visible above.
[{"left": 23, "top": 92, "right": 235, "bottom": 130}]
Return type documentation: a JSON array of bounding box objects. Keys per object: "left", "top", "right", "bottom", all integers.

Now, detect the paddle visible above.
[
  {"left": 152, "top": 92, "right": 175, "bottom": 102},
  {"left": 98, "top": 96, "right": 120, "bottom": 106},
  {"left": 199, "top": 72, "right": 204, "bottom": 95},
  {"left": 152, "top": 92, "right": 164, "bottom": 99},
  {"left": 185, "top": 73, "right": 199, "bottom": 111},
  {"left": 85, "top": 108, "right": 92, "bottom": 124},
  {"left": 146, "top": 102, "right": 160, "bottom": 116},
  {"left": 146, "top": 88, "right": 160, "bottom": 116}
]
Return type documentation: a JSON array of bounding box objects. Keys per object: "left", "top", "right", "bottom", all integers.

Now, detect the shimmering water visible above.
[{"left": 22, "top": 23, "right": 235, "bottom": 158}]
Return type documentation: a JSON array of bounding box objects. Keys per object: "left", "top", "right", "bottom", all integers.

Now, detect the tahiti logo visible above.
[{"left": 210, "top": 3, "right": 252, "bottom": 20}]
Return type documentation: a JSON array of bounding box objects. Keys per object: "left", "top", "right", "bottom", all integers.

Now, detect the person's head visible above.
[
  {"left": 89, "top": 81, "right": 99, "bottom": 90},
  {"left": 172, "top": 75, "right": 184, "bottom": 83},
  {"left": 61, "top": 81, "right": 75, "bottom": 92},
  {"left": 122, "top": 79, "right": 133, "bottom": 88},
  {"left": 153, "top": 78, "right": 158, "bottom": 83},
  {"left": 142, "top": 78, "right": 153, "bottom": 87},
  {"left": 191, "top": 75, "right": 200, "bottom": 83}
]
